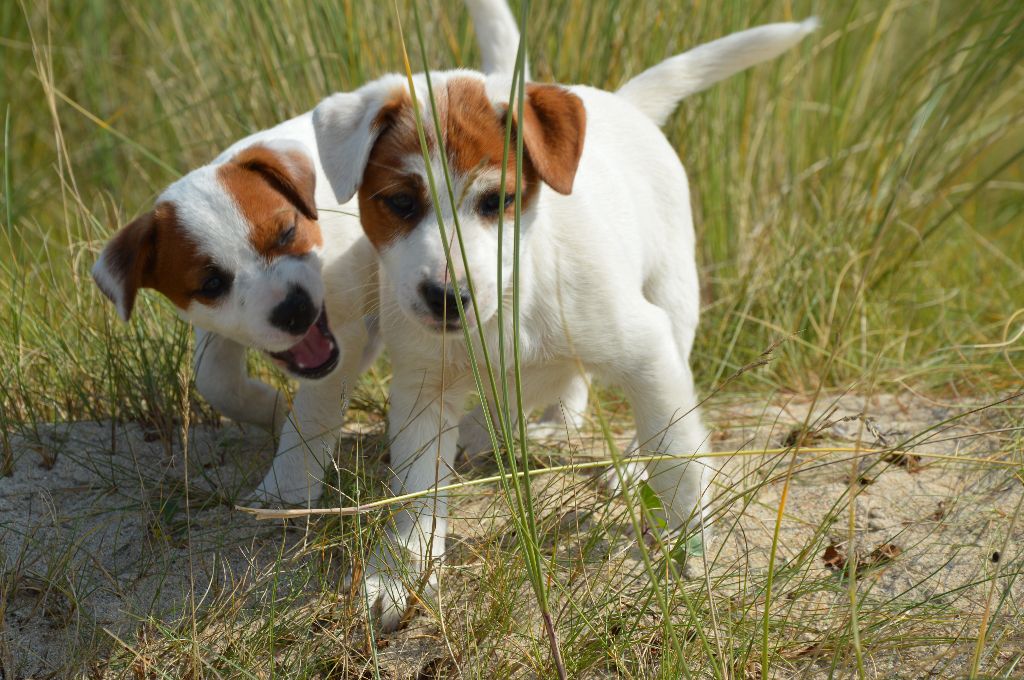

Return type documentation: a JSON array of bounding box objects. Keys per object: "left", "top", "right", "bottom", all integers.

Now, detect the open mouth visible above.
[
  {"left": 420, "top": 315, "right": 466, "bottom": 333},
  {"left": 267, "top": 306, "right": 340, "bottom": 379},
  {"left": 415, "top": 306, "right": 474, "bottom": 333}
]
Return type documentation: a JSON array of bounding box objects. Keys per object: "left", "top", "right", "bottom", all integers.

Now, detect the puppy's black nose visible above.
[
  {"left": 270, "top": 286, "right": 317, "bottom": 335},
  {"left": 419, "top": 281, "right": 470, "bottom": 320}
]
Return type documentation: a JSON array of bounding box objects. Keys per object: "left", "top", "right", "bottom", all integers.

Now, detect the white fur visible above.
[
  {"left": 314, "top": 75, "right": 410, "bottom": 207},
  {"left": 314, "top": 19, "right": 815, "bottom": 630},
  {"left": 91, "top": 248, "right": 134, "bottom": 322},
  {"left": 617, "top": 18, "right": 819, "bottom": 126},
  {"left": 157, "top": 155, "right": 329, "bottom": 354},
  {"left": 464, "top": 0, "right": 528, "bottom": 77}
]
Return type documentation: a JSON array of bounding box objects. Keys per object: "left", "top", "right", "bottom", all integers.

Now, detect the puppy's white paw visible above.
[
  {"left": 350, "top": 566, "right": 437, "bottom": 632},
  {"left": 600, "top": 460, "right": 649, "bottom": 495},
  {"left": 362, "top": 571, "right": 408, "bottom": 632}
]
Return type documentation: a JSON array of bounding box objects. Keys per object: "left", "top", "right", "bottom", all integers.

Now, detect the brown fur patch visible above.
[
  {"left": 143, "top": 203, "right": 211, "bottom": 310},
  {"left": 101, "top": 203, "right": 210, "bottom": 317},
  {"left": 219, "top": 145, "right": 323, "bottom": 260},
  {"left": 97, "top": 211, "right": 156, "bottom": 317},
  {"left": 357, "top": 89, "right": 431, "bottom": 248}
]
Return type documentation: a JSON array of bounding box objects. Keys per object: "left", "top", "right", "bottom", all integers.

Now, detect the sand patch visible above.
[{"left": 1, "top": 392, "right": 1021, "bottom": 677}]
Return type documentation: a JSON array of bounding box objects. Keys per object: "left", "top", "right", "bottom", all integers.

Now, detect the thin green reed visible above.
[
  {"left": 402, "top": 1, "right": 566, "bottom": 673},
  {"left": 505, "top": 3, "right": 567, "bottom": 675}
]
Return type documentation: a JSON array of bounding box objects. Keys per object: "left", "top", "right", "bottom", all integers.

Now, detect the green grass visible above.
[{"left": 2, "top": 0, "right": 1024, "bottom": 677}]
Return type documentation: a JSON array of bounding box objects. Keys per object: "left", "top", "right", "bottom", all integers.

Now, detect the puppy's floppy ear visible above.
[
  {"left": 521, "top": 84, "right": 587, "bottom": 195},
  {"left": 92, "top": 211, "right": 158, "bottom": 322},
  {"left": 313, "top": 75, "right": 408, "bottom": 204},
  {"left": 231, "top": 140, "right": 318, "bottom": 220}
]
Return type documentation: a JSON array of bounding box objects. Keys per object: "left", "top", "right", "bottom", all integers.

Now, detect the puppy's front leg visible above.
[
  {"left": 251, "top": 324, "right": 367, "bottom": 506},
  {"left": 531, "top": 370, "right": 590, "bottom": 439},
  {"left": 250, "top": 371, "right": 344, "bottom": 506},
  {"left": 361, "top": 371, "right": 462, "bottom": 632},
  {"left": 193, "top": 328, "right": 287, "bottom": 432}
]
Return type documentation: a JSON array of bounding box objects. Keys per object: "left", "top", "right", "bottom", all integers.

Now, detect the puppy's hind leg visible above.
[
  {"left": 530, "top": 371, "right": 590, "bottom": 441},
  {"left": 458, "top": 368, "right": 589, "bottom": 462},
  {"left": 607, "top": 302, "right": 711, "bottom": 535},
  {"left": 633, "top": 262, "right": 717, "bottom": 518}
]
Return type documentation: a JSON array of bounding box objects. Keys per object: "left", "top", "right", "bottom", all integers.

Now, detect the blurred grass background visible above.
[{"left": 2, "top": 0, "right": 1023, "bottom": 432}]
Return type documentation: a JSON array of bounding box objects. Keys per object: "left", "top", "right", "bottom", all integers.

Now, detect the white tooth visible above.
[{"left": 296, "top": 362, "right": 305, "bottom": 369}]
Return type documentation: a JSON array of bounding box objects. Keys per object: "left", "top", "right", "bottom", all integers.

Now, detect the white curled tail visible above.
[
  {"left": 617, "top": 18, "right": 819, "bottom": 126},
  {"left": 464, "top": 0, "right": 529, "bottom": 79}
]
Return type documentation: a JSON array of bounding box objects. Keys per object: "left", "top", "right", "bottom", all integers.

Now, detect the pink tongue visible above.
[{"left": 287, "top": 324, "right": 332, "bottom": 369}]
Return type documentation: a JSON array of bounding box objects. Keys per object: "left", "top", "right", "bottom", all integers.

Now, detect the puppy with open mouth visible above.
[
  {"left": 89, "top": 0, "right": 589, "bottom": 506},
  {"left": 314, "top": 19, "right": 818, "bottom": 630}
]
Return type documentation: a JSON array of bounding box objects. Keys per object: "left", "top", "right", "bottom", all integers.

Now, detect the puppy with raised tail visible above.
[
  {"left": 314, "top": 19, "right": 818, "bottom": 630},
  {"left": 89, "top": 0, "right": 585, "bottom": 506}
]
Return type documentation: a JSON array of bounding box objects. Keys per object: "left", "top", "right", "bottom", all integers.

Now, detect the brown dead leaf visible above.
[
  {"left": 782, "top": 643, "right": 825, "bottom": 660},
  {"left": 783, "top": 426, "right": 821, "bottom": 448},
  {"left": 863, "top": 543, "right": 902, "bottom": 567},
  {"left": 883, "top": 450, "right": 922, "bottom": 473},
  {"left": 822, "top": 544, "right": 847, "bottom": 571},
  {"left": 738, "top": 659, "right": 763, "bottom": 679}
]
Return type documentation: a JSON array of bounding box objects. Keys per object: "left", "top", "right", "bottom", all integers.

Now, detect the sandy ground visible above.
[
  {"left": 0, "top": 421, "right": 299, "bottom": 677},
  {"left": 1, "top": 391, "right": 1022, "bottom": 678}
]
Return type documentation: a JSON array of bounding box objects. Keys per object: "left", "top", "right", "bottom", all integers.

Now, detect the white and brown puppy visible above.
[
  {"left": 92, "top": 107, "right": 378, "bottom": 507},
  {"left": 314, "top": 19, "right": 817, "bottom": 629},
  {"left": 90, "top": 0, "right": 586, "bottom": 506}
]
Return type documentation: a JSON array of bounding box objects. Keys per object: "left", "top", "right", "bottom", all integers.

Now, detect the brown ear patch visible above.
[
  {"left": 97, "top": 203, "right": 210, "bottom": 318},
  {"left": 219, "top": 147, "right": 324, "bottom": 260},
  {"left": 354, "top": 77, "right": 585, "bottom": 250},
  {"left": 372, "top": 90, "right": 415, "bottom": 135},
  {"left": 444, "top": 77, "right": 542, "bottom": 209},
  {"left": 358, "top": 78, "right": 547, "bottom": 250},
  {"left": 95, "top": 210, "right": 158, "bottom": 319},
  {"left": 143, "top": 203, "right": 209, "bottom": 310},
  {"left": 444, "top": 79, "right": 584, "bottom": 196},
  {"left": 521, "top": 84, "right": 586, "bottom": 195}
]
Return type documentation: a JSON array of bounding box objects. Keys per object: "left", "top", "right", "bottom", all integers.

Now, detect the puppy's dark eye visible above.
[
  {"left": 197, "top": 269, "right": 232, "bottom": 299},
  {"left": 278, "top": 224, "right": 297, "bottom": 247},
  {"left": 382, "top": 193, "right": 419, "bottom": 219},
  {"left": 478, "top": 190, "right": 515, "bottom": 217}
]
